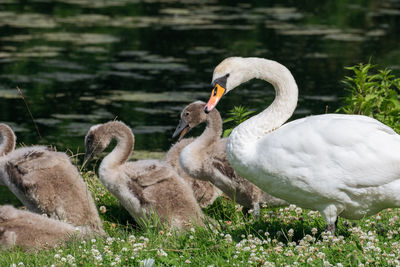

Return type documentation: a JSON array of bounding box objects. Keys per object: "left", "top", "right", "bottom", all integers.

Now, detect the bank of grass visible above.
[{"left": 1, "top": 168, "right": 400, "bottom": 266}]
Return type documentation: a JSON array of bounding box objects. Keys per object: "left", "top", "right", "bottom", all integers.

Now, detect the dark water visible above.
[{"left": 0, "top": 0, "right": 400, "bottom": 155}]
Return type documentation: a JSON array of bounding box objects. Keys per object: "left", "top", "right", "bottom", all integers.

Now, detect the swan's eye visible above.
[{"left": 226, "top": 73, "right": 230, "bottom": 77}]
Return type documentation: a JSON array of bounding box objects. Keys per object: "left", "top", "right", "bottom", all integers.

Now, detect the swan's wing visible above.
[
  {"left": 257, "top": 114, "right": 400, "bottom": 189},
  {"left": 4, "top": 148, "right": 70, "bottom": 193},
  {"left": 126, "top": 160, "right": 174, "bottom": 187},
  {"left": 212, "top": 153, "right": 238, "bottom": 181}
]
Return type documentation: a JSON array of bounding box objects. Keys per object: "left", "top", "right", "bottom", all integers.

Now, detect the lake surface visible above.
[{"left": 0, "top": 0, "right": 400, "bottom": 155}]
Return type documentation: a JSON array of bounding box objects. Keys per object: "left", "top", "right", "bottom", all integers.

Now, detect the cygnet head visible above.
[
  {"left": 0, "top": 123, "right": 16, "bottom": 157},
  {"left": 172, "top": 101, "right": 208, "bottom": 141},
  {"left": 84, "top": 124, "right": 110, "bottom": 163},
  {"left": 205, "top": 57, "right": 255, "bottom": 113}
]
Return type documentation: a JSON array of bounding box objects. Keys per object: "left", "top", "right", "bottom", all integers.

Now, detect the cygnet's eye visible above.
[
  {"left": 225, "top": 73, "right": 230, "bottom": 78},
  {"left": 185, "top": 112, "right": 190, "bottom": 116}
]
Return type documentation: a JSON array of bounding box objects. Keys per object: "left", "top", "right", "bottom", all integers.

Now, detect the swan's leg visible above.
[
  {"left": 320, "top": 205, "right": 338, "bottom": 234},
  {"left": 252, "top": 202, "right": 260, "bottom": 219}
]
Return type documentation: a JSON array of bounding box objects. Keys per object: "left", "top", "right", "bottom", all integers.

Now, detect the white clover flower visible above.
[
  {"left": 121, "top": 247, "right": 128, "bottom": 252},
  {"left": 263, "top": 261, "right": 275, "bottom": 267},
  {"left": 61, "top": 257, "right": 67, "bottom": 263},
  {"left": 91, "top": 238, "right": 96, "bottom": 243},
  {"left": 54, "top": 254, "right": 60, "bottom": 260},
  {"left": 225, "top": 234, "right": 232, "bottom": 243},
  {"left": 295, "top": 207, "right": 302, "bottom": 214},
  {"left": 106, "top": 237, "right": 114, "bottom": 245},
  {"left": 185, "top": 259, "right": 191, "bottom": 264},
  {"left": 140, "top": 258, "right": 155, "bottom": 267},
  {"left": 67, "top": 255, "right": 75, "bottom": 264},
  {"left": 336, "top": 263, "right": 343, "bottom": 267},
  {"left": 157, "top": 249, "right": 168, "bottom": 257},
  {"left": 99, "top": 206, "right": 107, "bottom": 213},
  {"left": 189, "top": 235, "right": 194, "bottom": 240},
  {"left": 17, "top": 263, "right": 24, "bottom": 267},
  {"left": 317, "top": 252, "right": 326, "bottom": 259},
  {"left": 288, "top": 229, "right": 294, "bottom": 237},
  {"left": 311, "top": 228, "right": 318, "bottom": 235},
  {"left": 323, "top": 261, "right": 332, "bottom": 267}
]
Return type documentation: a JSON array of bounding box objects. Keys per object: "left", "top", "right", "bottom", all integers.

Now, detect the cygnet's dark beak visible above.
[
  {"left": 82, "top": 149, "right": 93, "bottom": 169},
  {"left": 172, "top": 118, "right": 190, "bottom": 141}
]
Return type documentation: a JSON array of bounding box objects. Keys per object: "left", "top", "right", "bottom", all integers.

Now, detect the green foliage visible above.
[
  {"left": 223, "top": 106, "right": 255, "bottom": 137},
  {"left": 339, "top": 62, "right": 400, "bottom": 132}
]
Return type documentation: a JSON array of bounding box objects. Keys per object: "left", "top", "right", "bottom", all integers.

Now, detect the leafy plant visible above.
[
  {"left": 338, "top": 62, "right": 400, "bottom": 132},
  {"left": 223, "top": 105, "right": 255, "bottom": 137}
]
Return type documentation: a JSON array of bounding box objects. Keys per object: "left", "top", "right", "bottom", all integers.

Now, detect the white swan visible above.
[{"left": 204, "top": 57, "right": 400, "bottom": 232}]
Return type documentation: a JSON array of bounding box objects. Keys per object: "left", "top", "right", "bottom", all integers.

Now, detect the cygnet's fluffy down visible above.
[
  {"left": 0, "top": 124, "right": 104, "bottom": 235},
  {"left": 173, "top": 101, "right": 287, "bottom": 216},
  {"left": 0, "top": 205, "right": 90, "bottom": 251},
  {"left": 165, "top": 137, "right": 221, "bottom": 208},
  {"left": 84, "top": 121, "right": 204, "bottom": 229}
]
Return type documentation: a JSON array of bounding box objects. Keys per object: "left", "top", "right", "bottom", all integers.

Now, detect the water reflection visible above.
[{"left": 0, "top": 0, "right": 399, "bottom": 154}]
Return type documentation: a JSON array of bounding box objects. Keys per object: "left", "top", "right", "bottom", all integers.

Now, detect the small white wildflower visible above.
[
  {"left": 67, "top": 255, "right": 75, "bottom": 264},
  {"left": 91, "top": 238, "right": 96, "bottom": 243},
  {"left": 60, "top": 257, "right": 67, "bottom": 263},
  {"left": 288, "top": 229, "right": 294, "bottom": 237},
  {"left": 336, "top": 263, "right": 343, "bottom": 267},
  {"left": 189, "top": 235, "right": 194, "bottom": 240},
  {"left": 17, "top": 263, "right": 24, "bottom": 267},
  {"left": 99, "top": 206, "right": 107, "bottom": 213},
  {"left": 54, "top": 254, "right": 61, "bottom": 260},
  {"left": 311, "top": 227, "right": 318, "bottom": 235},
  {"left": 190, "top": 227, "right": 195, "bottom": 233},
  {"left": 295, "top": 207, "right": 302, "bottom": 214},
  {"left": 140, "top": 258, "right": 155, "bottom": 267},
  {"left": 185, "top": 259, "right": 191, "bottom": 264},
  {"left": 121, "top": 247, "right": 128, "bottom": 252},
  {"left": 157, "top": 249, "right": 167, "bottom": 257}
]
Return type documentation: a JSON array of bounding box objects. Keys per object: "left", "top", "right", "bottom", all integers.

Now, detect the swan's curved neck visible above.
[
  {"left": 227, "top": 58, "right": 298, "bottom": 158},
  {"left": 181, "top": 110, "right": 222, "bottom": 174},
  {"left": 0, "top": 125, "right": 15, "bottom": 157},
  {"left": 198, "top": 109, "right": 223, "bottom": 147},
  {"left": 101, "top": 124, "right": 134, "bottom": 170}
]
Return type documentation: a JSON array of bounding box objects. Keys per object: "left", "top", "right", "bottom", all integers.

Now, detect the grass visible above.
[{"left": 1, "top": 167, "right": 400, "bottom": 266}]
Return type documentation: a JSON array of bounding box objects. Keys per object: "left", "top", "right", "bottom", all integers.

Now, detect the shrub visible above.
[{"left": 339, "top": 62, "right": 400, "bottom": 132}]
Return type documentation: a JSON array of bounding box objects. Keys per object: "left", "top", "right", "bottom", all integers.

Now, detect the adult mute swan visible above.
[{"left": 204, "top": 57, "right": 400, "bottom": 232}]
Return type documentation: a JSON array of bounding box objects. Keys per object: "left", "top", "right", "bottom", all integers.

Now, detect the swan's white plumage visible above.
[{"left": 209, "top": 57, "right": 400, "bottom": 228}]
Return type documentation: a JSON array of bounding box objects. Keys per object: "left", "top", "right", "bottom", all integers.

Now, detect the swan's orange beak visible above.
[{"left": 204, "top": 84, "right": 225, "bottom": 113}]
